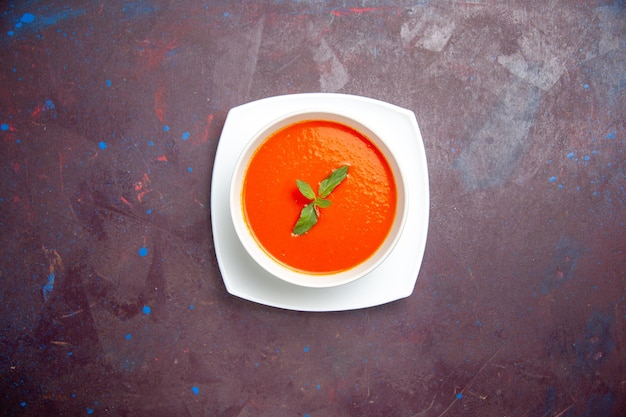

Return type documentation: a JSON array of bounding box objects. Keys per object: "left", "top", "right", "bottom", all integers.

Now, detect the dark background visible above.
[{"left": 1, "top": 1, "right": 624, "bottom": 416}]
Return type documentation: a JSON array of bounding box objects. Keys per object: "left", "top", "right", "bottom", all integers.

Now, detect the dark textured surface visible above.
[{"left": 1, "top": 1, "right": 625, "bottom": 416}]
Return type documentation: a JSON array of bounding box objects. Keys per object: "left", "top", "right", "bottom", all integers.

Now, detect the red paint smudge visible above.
[
  {"left": 134, "top": 173, "right": 151, "bottom": 202},
  {"left": 30, "top": 103, "right": 45, "bottom": 118},
  {"left": 136, "top": 37, "right": 179, "bottom": 73},
  {"left": 328, "top": 386, "right": 336, "bottom": 402},
  {"left": 156, "top": 155, "right": 168, "bottom": 162},
  {"left": 120, "top": 196, "right": 134, "bottom": 209},
  {"left": 137, "top": 189, "right": 149, "bottom": 203},
  {"left": 331, "top": 7, "right": 383, "bottom": 16},
  {"left": 200, "top": 114, "right": 214, "bottom": 144},
  {"left": 154, "top": 85, "right": 167, "bottom": 124}
]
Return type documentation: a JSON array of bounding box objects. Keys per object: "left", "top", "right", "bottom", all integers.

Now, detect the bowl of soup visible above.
[{"left": 230, "top": 110, "right": 408, "bottom": 288}]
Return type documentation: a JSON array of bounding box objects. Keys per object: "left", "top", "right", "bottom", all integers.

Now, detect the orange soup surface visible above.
[{"left": 243, "top": 120, "right": 397, "bottom": 274}]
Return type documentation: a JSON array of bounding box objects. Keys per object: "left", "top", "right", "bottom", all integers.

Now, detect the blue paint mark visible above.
[
  {"left": 545, "top": 386, "right": 556, "bottom": 415},
  {"left": 1, "top": 123, "right": 8, "bottom": 131},
  {"left": 42, "top": 273, "right": 55, "bottom": 301},
  {"left": 316, "top": 384, "right": 321, "bottom": 390},
  {"left": 105, "top": 79, "right": 111, "bottom": 87},
  {"left": 540, "top": 237, "right": 583, "bottom": 294},
  {"left": 16, "top": 22, "right": 23, "bottom": 29},
  {"left": 189, "top": 304, "right": 195, "bottom": 310},
  {"left": 187, "top": 167, "right": 193, "bottom": 172},
  {"left": 162, "top": 125, "right": 169, "bottom": 132},
  {"left": 142, "top": 305, "right": 151, "bottom": 315},
  {"left": 567, "top": 152, "right": 575, "bottom": 159},
  {"left": 456, "top": 393, "right": 463, "bottom": 399},
  {"left": 191, "top": 386, "right": 200, "bottom": 395},
  {"left": 125, "top": 333, "right": 132, "bottom": 340},
  {"left": 122, "top": 1, "right": 158, "bottom": 19},
  {"left": 23, "top": 9, "right": 86, "bottom": 32},
  {"left": 223, "top": 12, "right": 229, "bottom": 17},
  {"left": 583, "top": 155, "right": 590, "bottom": 161},
  {"left": 20, "top": 402, "right": 27, "bottom": 407},
  {"left": 575, "top": 310, "right": 615, "bottom": 368},
  {"left": 558, "top": 184, "right": 563, "bottom": 189},
  {"left": 146, "top": 209, "right": 152, "bottom": 215},
  {"left": 605, "top": 132, "right": 615, "bottom": 139},
  {"left": 583, "top": 392, "right": 615, "bottom": 417},
  {"left": 87, "top": 408, "right": 94, "bottom": 414},
  {"left": 98, "top": 141, "right": 107, "bottom": 150},
  {"left": 44, "top": 99, "right": 56, "bottom": 111},
  {"left": 583, "top": 84, "right": 590, "bottom": 89},
  {"left": 548, "top": 176, "right": 557, "bottom": 183},
  {"left": 21, "top": 13, "right": 35, "bottom": 23},
  {"left": 7, "top": 30, "right": 15, "bottom": 36},
  {"left": 303, "top": 345, "right": 310, "bottom": 353},
  {"left": 138, "top": 246, "right": 148, "bottom": 257},
  {"left": 475, "top": 319, "right": 482, "bottom": 327},
  {"left": 68, "top": 351, "right": 73, "bottom": 356},
  {"left": 148, "top": 140, "right": 154, "bottom": 146},
  {"left": 182, "top": 131, "right": 190, "bottom": 140}
]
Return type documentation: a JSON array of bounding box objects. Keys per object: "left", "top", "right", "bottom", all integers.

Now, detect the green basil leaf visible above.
[
  {"left": 292, "top": 202, "right": 318, "bottom": 235},
  {"left": 318, "top": 165, "right": 349, "bottom": 198},
  {"left": 296, "top": 180, "right": 316, "bottom": 200},
  {"left": 315, "top": 197, "right": 332, "bottom": 208},
  {"left": 292, "top": 165, "right": 349, "bottom": 235}
]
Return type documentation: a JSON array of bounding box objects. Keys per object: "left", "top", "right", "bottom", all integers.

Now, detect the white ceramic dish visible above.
[
  {"left": 229, "top": 110, "right": 408, "bottom": 288},
  {"left": 211, "top": 93, "right": 429, "bottom": 311}
]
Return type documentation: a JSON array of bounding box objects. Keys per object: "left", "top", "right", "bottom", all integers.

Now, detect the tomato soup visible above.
[{"left": 242, "top": 120, "right": 397, "bottom": 274}]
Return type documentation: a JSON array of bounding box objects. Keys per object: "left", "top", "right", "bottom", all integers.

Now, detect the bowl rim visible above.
[{"left": 229, "top": 109, "right": 409, "bottom": 288}]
